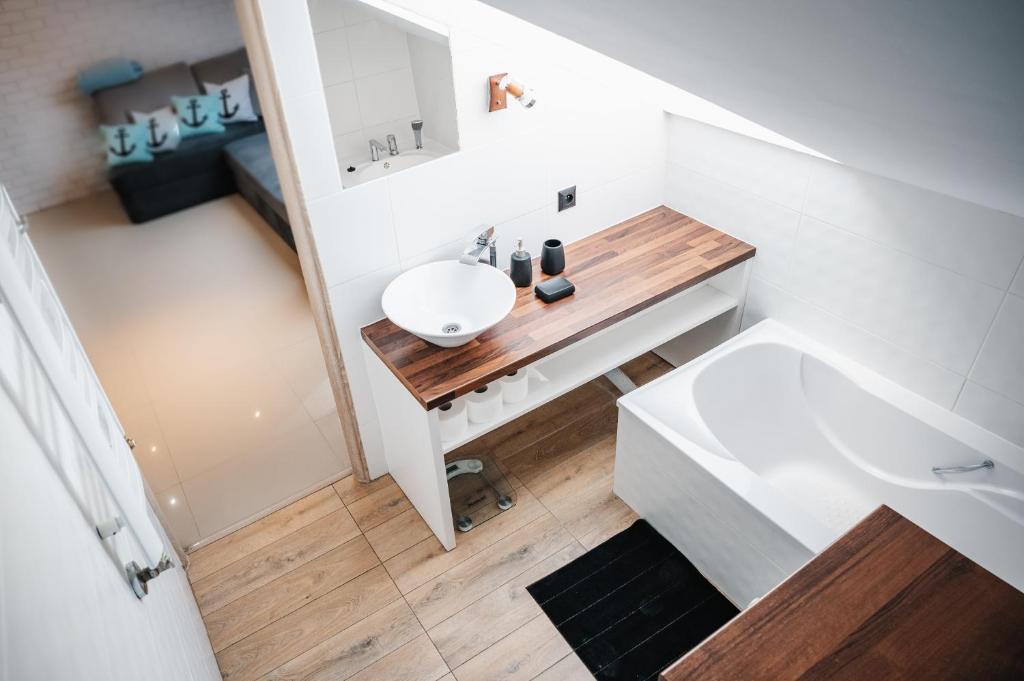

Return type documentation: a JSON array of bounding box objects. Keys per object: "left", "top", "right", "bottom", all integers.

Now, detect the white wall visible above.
[
  {"left": 257, "top": 0, "right": 666, "bottom": 477},
  {"left": 262, "top": 0, "right": 1024, "bottom": 474},
  {"left": 406, "top": 32, "right": 458, "bottom": 151},
  {"left": 478, "top": 0, "right": 1024, "bottom": 219},
  {"left": 0, "top": 0, "right": 244, "bottom": 214},
  {"left": 0, "top": 319, "right": 218, "bottom": 680},
  {"left": 309, "top": 0, "right": 427, "bottom": 167},
  {"left": 664, "top": 114, "right": 1024, "bottom": 448}
]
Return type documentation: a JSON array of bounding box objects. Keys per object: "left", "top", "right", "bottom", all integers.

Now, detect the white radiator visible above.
[{"left": 0, "top": 184, "right": 167, "bottom": 585}]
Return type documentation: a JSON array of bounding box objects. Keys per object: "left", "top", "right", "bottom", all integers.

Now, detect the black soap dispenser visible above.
[{"left": 510, "top": 238, "right": 533, "bottom": 287}]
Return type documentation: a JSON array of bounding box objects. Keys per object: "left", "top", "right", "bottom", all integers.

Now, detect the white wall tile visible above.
[
  {"left": 1010, "top": 261, "right": 1024, "bottom": 298},
  {"left": 542, "top": 105, "right": 664, "bottom": 195},
  {"left": 387, "top": 136, "right": 548, "bottom": 260},
  {"left": 355, "top": 68, "right": 420, "bottom": 127},
  {"left": 954, "top": 381, "right": 1024, "bottom": 448},
  {"left": 787, "top": 216, "right": 1003, "bottom": 374},
  {"left": 668, "top": 115, "right": 811, "bottom": 211},
  {"left": 346, "top": 19, "right": 413, "bottom": 78},
  {"left": 341, "top": 0, "right": 377, "bottom": 25},
  {"left": 314, "top": 27, "right": 353, "bottom": 85},
  {"left": 334, "top": 130, "right": 371, "bottom": 167},
  {"left": 279, "top": 91, "right": 344, "bottom": 201},
  {"left": 261, "top": 0, "right": 322, "bottom": 101},
  {"left": 803, "top": 160, "right": 1024, "bottom": 289},
  {"left": 324, "top": 81, "right": 363, "bottom": 135},
  {"left": 741, "top": 277, "right": 965, "bottom": 406},
  {"left": 550, "top": 165, "right": 664, "bottom": 247},
  {"left": 665, "top": 162, "right": 800, "bottom": 286},
  {"left": 308, "top": 0, "right": 348, "bottom": 32},
  {"left": 308, "top": 181, "right": 399, "bottom": 288},
  {"left": 968, "top": 293, "right": 1024, "bottom": 404}
]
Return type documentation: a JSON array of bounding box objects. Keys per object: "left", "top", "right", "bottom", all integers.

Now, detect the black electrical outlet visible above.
[{"left": 558, "top": 186, "right": 576, "bottom": 211}]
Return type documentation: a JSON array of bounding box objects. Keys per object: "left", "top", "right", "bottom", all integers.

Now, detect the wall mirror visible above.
[{"left": 307, "top": 0, "right": 460, "bottom": 188}]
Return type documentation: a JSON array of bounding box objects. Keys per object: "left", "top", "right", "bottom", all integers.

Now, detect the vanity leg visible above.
[{"left": 363, "top": 347, "right": 456, "bottom": 550}]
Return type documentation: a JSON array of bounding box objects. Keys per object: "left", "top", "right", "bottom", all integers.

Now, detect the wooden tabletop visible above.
[
  {"left": 361, "top": 206, "right": 755, "bottom": 409},
  {"left": 661, "top": 506, "right": 1024, "bottom": 681}
]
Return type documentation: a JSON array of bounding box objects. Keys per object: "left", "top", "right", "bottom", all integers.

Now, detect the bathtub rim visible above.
[{"left": 618, "top": 318, "right": 1024, "bottom": 554}]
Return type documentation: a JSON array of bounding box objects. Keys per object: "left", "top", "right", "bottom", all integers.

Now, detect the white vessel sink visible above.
[{"left": 381, "top": 260, "right": 516, "bottom": 347}]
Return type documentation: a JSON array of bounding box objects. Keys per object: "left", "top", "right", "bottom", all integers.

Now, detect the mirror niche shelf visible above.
[{"left": 307, "top": 0, "right": 460, "bottom": 188}]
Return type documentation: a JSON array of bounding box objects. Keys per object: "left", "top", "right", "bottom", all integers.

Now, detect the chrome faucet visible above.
[
  {"left": 411, "top": 119, "right": 423, "bottom": 149},
  {"left": 460, "top": 226, "right": 497, "bottom": 266},
  {"left": 386, "top": 134, "right": 399, "bottom": 156},
  {"left": 369, "top": 138, "right": 387, "bottom": 162}
]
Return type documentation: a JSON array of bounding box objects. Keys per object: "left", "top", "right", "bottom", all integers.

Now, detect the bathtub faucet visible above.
[
  {"left": 369, "top": 138, "right": 387, "bottom": 162},
  {"left": 931, "top": 460, "right": 994, "bottom": 475}
]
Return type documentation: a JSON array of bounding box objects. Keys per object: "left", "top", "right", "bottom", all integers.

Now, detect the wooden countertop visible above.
[
  {"left": 661, "top": 506, "right": 1024, "bottom": 681},
  {"left": 361, "top": 206, "right": 755, "bottom": 409}
]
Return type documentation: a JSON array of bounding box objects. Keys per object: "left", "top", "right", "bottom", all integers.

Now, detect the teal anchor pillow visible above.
[
  {"left": 100, "top": 124, "right": 154, "bottom": 166},
  {"left": 170, "top": 94, "right": 226, "bottom": 138},
  {"left": 202, "top": 74, "right": 257, "bottom": 124},
  {"left": 130, "top": 107, "right": 181, "bottom": 153}
]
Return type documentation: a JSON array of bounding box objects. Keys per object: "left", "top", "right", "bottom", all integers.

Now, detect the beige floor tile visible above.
[
  {"left": 29, "top": 193, "right": 344, "bottom": 544},
  {"left": 120, "top": 399, "right": 180, "bottom": 493},
  {"left": 182, "top": 421, "right": 342, "bottom": 539},
  {"left": 347, "top": 634, "right": 450, "bottom": 681},
  {"left": 406, "top": 514, "right": 575, "bottom": 629},
  {"left": 315, "top": 410, "right": 348, "bottom": 463},
  {"left": 364, "top": 507, "right": 432, "bottom": 562},
  {"left": 204, "top": 534, "right": 380, "bottom": 653},
  {"left": 451, "top": 615, "right": 570, "bottom": 681},
  {"left": 263, "top": 599, "right": 422, "bottom": 681},
  {"left": 154, "top": 484, "right": 201, "bottom": 548},
  {"left": 192, "top": 507, "right": 359, "bottom": 615},
  {"left": 384, "top": 486, "right": 548, "bottom": 595},
  {"left": 152, "top": 359, "right": 312, "bottom": 481},
  {"left": 333, "top": 473, "right": 396, "bottom": 506},
  {"left": 346, "top": 480, "right": 413, "bottom": 532},
  {"left": 428, "top": 542, "right": 585, "bottom": 669},
  {"left": 215, "top": 564, "right": 399, "bottom": 681},
  {"left": 187, "top": 486, "right": 343, "bottom": 582},
  {"left": 275, "top": 334, "right": 337, "bottom": 421}
]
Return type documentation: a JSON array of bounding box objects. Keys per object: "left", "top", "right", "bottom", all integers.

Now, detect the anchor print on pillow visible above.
[
  {"left": 202, "top": 73, "right": 258, "bottom": 124},
  {"left": 170, "top": 95, "right": 226, "bottom": 138},
  {"left": 100, "top": 124, "right": 153, "bottom": 167},
  {"left": 129, "top": 107, "right": 181, "bottom": 153}
]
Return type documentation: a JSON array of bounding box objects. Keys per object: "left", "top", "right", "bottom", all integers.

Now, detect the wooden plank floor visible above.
[{"left": 187, "top": 352, "right": 674, "bottom": 681}]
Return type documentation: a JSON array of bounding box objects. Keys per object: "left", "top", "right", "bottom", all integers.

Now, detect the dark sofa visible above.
[{"left": 92, "top": 49, "right": 293, "bottom": 249}]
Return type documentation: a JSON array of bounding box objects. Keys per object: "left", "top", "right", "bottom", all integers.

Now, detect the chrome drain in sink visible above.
[{"left": 442, "top": 323, "right": 462, "bottom": 335}]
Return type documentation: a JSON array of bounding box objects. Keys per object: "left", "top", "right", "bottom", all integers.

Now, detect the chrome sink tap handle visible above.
[{"left": 387, "top": 134, "right": 399, "bottom": 156}]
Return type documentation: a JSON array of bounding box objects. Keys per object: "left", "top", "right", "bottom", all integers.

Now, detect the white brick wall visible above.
[{"left": 0, "top": 0, "right": 244, "bottom": 214}]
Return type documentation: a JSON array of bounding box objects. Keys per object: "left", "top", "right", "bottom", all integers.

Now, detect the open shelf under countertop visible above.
[{"left": 361, "top": 205, "right": 756, "bottom": 410}]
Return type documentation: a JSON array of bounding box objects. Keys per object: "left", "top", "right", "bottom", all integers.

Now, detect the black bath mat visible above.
[{"left": 527, "top": 519, "right": 738, "bottom": 680}]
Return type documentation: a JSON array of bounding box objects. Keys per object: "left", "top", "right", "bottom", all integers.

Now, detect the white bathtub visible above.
[{"left": 614, "top": 319, "right": 1024, "bottom": 606}]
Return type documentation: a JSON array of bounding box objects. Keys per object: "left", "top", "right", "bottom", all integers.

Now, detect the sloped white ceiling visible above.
[{"left": 481, "top": 0, "right": 1024, "bottom": 217}]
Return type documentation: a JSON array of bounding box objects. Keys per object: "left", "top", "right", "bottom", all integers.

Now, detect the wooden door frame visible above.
[{"left": 234, "top": 0, "right": 370, "bottom": 482}]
